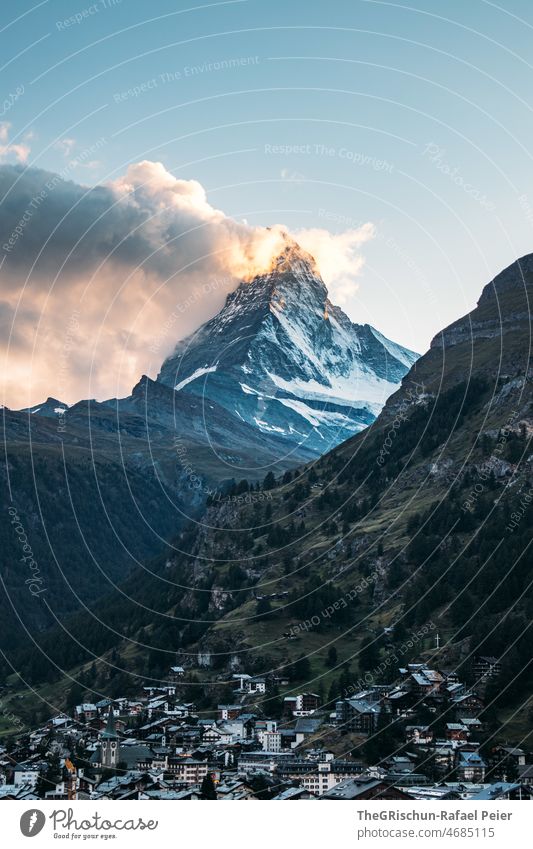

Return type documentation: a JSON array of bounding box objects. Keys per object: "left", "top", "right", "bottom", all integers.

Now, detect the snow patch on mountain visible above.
[
  {"left": 268, "top": 371, "right": 398, "bottom": 412},
  {"left": 254, "top": 417, "right": 286, "bottom": 434},
  {"left": 174, "top": 365, "right": 217, "bottom": 391},
  {"left": 279, "top": 397, "right": 352, "bottom": 429},
  {"left": 240, "top": 383, "right": 261, "bottom": 396}
]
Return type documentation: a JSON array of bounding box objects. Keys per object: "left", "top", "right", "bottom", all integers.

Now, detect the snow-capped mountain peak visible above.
[{"left": 157, "top": 241, "right": 418, "bottom": 455}]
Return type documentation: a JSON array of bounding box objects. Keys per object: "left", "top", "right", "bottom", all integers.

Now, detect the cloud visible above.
[
  {"left": 54, "top": 137, "right": 76, "bottom": 157},
  {"left": 0, "top": 161, "right": 373, "bottom": 408},
  {"left": 54, "top": 138, "right": 102, "bottom": 172},
  {"left": 0, "top": 122, "right": 32, "bottom": 164},
  {"left": 294, "top": 224, "right": 375, "bottom": 304},
  {"left": 72, "top": 159, "right": 101, "bottom": 172}
]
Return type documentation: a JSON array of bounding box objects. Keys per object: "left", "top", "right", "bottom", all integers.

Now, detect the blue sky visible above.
[{"left": 3, "top": 0, "right": 533, "bottom": 404}]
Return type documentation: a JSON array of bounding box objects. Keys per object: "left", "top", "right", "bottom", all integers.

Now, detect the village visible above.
[{"left": 0, "top": 653, "right": 531, "bottom": 802}]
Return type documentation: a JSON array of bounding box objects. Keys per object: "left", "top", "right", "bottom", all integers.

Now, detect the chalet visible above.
[
  {"left": 166, "top": 757, "right": 209, "bottom": 785},
  {"left": 410, "top": 667, "right": 444, "bottom": 697},
  {"left": 74, "top": 703, "right": 97, "bottom": 722},
  {"left": 440, "top": 669, "right": 460, "bottom": 684},
  {"left": 272, "top": 786, "right": 316, "bottom": 800},
  {"left": 445, "top": 682, "right": 465, "bottom": 699},
  {"left": 294, "top": 717, "right": 323, "bottom": 744},
  {"left": 471, "top": 782, "right": 533, "bottom": 801},
  {"left": 446, "top": 723, "right": 468, "bottom": 743},
  {"left": 283, "top": 693, "right": 321, "bottom": 717},
  {"left": 492, "top": 745, "right": 526, "bottom": 767},
  {"left": 452, "top": 692, "right": 484, "bottom": 717},
  {"left": 405, "top": 725, "right": 433, "bottom": 745},
  {"left": 428, "top": 742, "right": 456, "bottom": 772},
  {"left": 201, "top": 726, "right": 233, "bottom": 745},
  {"left": 159, "top": 786, "right": 201, "bottom": 800},
  {"left": 218, "top": 705, "right": 242, "bottom": 721},
  {"left": 13, "top": 765, "right": 41, "bottom": 787},
  {"left": 385, "top": 689, "right": 412, "bottom": 716},
  {"left": 46, "top": 715, "right": 72, "bottom": 732},
  {"left": 168, "top": 666, "right": 185, "bottom": 682},
  {"left": 336, "top": 698, "right": 380, "bottom": 734},
  {"left": 196, "top": 718, "right": 216, "bottom": 733},
  {"left": 321, "top": 777, "right": 414, "bottom": 800},
  {"left": 124, "top": 701, "right": 144, "bottom": 716},
  {"left": 223, "top": 716, "right": 256, "bottom": 739},
  {"left": 459, "top": 717, "right": 483, "bottom": 733},
  {"left": 456, "top": 751, "right": 486, "bottom": 783},
  {"left": 232, "top": 674, "right": 266, "bottom": 694},
  {"left": 384, "top": 755, "right": 417, "bottom": 775},
  {"left": 355, "top": 685, "right": 390, "bottom": 701},
  {"left": 215, "top": 778, "right": 258, "bottom": 800},
  {"left": 472, "top": 655, "right": 501, "bottom": 683},
  {"left": 295, "top": 693, "right": 320, "bottom": 714}
]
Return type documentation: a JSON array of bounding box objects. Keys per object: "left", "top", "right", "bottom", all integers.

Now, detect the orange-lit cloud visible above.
[
  {"left": 294, "top": 224, "right": 375, "bottom": 304},
  {"left": 0, "top": 160, "right": 373, "bottom": 408}
]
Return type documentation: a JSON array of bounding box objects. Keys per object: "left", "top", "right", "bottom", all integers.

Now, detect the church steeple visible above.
[
  {"left": 101, "top": 708, "right": 118, "bottom": 740},
  {"left": 100, "top": 708, "right": 119, "bottom": 769}
]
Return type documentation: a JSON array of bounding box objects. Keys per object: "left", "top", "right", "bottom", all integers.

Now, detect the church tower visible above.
[{"left": 100, "top": 708, "right": 120, "bottom": 769}]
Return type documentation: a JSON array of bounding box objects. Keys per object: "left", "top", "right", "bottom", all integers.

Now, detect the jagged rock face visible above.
[{"left": 158, "top": 243, "right": 418, "bottom": 456}]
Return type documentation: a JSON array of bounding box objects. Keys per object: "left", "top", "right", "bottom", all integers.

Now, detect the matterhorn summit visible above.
[{"left": 157, "top": 239, "right": 418, "bottom": 456}]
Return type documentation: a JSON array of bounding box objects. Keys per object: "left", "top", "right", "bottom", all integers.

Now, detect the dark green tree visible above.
[
  {"left": 326, "top": 646, "right": 338, "bottom": 668},
  {"left": 291, "top": 653, "right": 311, "bottom": 682},
  {"left": 200, "top": 773, "right": 217, "bottom": 799},
  {"left": 263, "top": 471, "right": 276, "bottom": 490}
]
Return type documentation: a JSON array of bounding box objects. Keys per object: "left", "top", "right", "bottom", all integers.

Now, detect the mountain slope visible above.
[
  {"left": 0, "top": 372, "right": 314, "bottom": 640},
  {"left": 6, "top": 253, "right": 532, "bottom": 751},
  {"left": 158, "top": 241, "right": 417, "bottom": 455}
]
